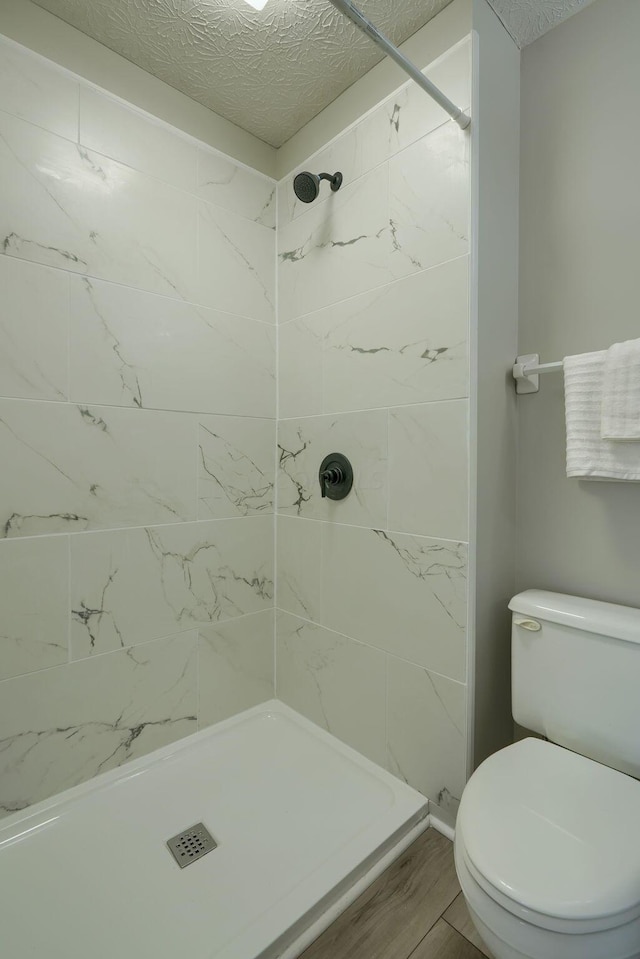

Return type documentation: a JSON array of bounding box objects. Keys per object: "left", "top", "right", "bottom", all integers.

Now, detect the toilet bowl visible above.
[{"left": 455, "top": 738, "right": 640, "bottom": 959}]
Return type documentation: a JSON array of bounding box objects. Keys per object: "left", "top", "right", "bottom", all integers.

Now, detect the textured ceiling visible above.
[
  {"left": 30, "top": 0, "right": 599, "bottom": 147},
  {"left": 487, "top": 0, "right": 597, "bottom": 47},
  {"left": 28, "top": 0, "right": 455, "bottom": 147}
]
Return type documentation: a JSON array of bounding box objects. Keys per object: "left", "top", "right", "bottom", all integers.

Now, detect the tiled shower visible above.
[
  {"left": 0, "top": 36, "right": 277, "bottom": 814},
  {"left": 275, "top": 39, "right": 471, "bottom": 825},
  {"left": 0, "top": 30, "right": 479, "bottom": 828}
]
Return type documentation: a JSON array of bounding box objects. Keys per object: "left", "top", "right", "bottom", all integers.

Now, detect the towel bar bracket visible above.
[
  {"left": 513, "top": 354, "right": 541, "bottom": 394},
  {"left": 513, "top": 355, "right": 564, "bottom": 394}
]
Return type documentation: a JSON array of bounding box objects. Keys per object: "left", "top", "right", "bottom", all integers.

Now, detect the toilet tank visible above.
[{"left": 510, "top": 590, "right": 640, "bottom": 779}]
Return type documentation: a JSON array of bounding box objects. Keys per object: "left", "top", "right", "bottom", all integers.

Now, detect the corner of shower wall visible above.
[
  {"left": 469, "top": 0, "right": 521, "bottom": 769},
  {"left": 274, "top": 7, "right": 474, "bottom": 828},
  {"left": 0, "top": 31, "right": 278, "bottom": 816}
]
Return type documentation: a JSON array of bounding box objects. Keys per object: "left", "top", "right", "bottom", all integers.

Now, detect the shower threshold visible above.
[{"left": 0, "top": 700, "right": 427, "bottom": 959}]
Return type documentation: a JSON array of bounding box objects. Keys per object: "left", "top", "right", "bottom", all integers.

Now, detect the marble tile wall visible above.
[
  {"left": 0, "top": 37, "right": 277, "bottom": 816},
  {"left": 275, "top": 38, "right": 472, "bottom": 827}
]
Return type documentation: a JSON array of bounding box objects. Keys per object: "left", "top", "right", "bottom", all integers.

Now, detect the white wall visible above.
[
  {"left": 0, "top": 37, "right": 277, "bottom": 816},
  {"left": 517, "top": 0, "right": 640, "bottom": 605}
]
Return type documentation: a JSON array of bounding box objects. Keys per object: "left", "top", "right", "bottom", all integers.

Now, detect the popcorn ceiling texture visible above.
[
  {"left": 488, "top": 0, "right": 597, "bottom": 47},
  {"left": 30, "top": 0, "right": 597, "bottom": 146},
  {"left": 28, "top": 0, "right": 454, "bottom": 147}
]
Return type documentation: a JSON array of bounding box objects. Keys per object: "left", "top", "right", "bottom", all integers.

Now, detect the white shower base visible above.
[{"left": 0, "top": 700, "right": 427, "bottom": 959}]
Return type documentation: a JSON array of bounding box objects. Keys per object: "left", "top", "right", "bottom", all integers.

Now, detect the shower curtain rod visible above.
[{"left": 328, "top": 0, "right": 471, "bottom": 130}]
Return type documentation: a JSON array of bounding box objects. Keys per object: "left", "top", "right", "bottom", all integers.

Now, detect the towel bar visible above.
[{"left": 513, "top": 354, "right": 563, "bottom": 394}]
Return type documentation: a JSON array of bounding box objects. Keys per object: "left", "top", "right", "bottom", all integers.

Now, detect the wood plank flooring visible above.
[{"left": 300, "top": 829, "right": 494, "bottom": 959}]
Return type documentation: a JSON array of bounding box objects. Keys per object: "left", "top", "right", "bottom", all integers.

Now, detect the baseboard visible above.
[{"left": 427, "top": 813, "right": 456, "bottom": 842}]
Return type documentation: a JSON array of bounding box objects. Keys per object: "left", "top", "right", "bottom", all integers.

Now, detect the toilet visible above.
[{"left": 455, "top": 590, "right": 640, "bottom": 959}]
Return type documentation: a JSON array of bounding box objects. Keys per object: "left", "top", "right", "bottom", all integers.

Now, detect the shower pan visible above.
[{"left": 0, "top": 703, "right": 426, "bottom": 959}]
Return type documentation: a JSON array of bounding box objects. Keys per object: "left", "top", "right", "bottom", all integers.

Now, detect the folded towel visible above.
[
  {"left": 564, "top": 351, "right": 640, "bottom": 480},
  {"left": 601, "top": 338, "right": 640, "bottom": 441}
]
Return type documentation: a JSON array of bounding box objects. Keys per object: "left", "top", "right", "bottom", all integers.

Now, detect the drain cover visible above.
[{"left": 166, "top": 823, "right": 217, "bottom": 868}]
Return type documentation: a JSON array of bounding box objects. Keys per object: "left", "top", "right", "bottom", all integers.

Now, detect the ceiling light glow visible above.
[{"left": 242, "top": 0, "right": 271, "bottom": 10}]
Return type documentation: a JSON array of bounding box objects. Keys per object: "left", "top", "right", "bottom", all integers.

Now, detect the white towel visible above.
[
  {"left": 601, "top": 338, "right": 640, "bottom": 441},
  {"left": 564, "top": 351, "right": 640, "bottom": 480}
]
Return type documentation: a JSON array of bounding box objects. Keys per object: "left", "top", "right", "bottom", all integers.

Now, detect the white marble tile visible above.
[
  {"left": 0, "top": 111, "right": 198, "bottom": 300},
  {"left": 389, "top": 121, "right": 470, "bottom": 280},
  {"left": 69, "top": 277, "right": 276, "bottom": 416},
  {"left": 278, "top": 315, "right": 324, "bottom": 419},
  {"left": 278, "top": 165, "right": 393, "bottom": 323},
  {"left": 198, "top": 151, "right": 275, "bottom": 228},
  {"left": 278, "top": 132, "right": 469, "bottom": 325},
  {"left": 278, "top": 107, "right": 390, "bottom": 226},
  {"left": 276, "top": 610, "right": 386, "bottom": 767},
  {"left": 383, "top": 39, "right": 472, "bottom": 159},
  {"left": 277, "top": 38, "right": 471, "bottom": 228},
  {"left": 0, "top": 399, "right": 197, "bottom": 538},
  {"left": 322, "top": 523, "right": 467, "bottom": 681},
  {"left": 0, "top": 256, "right": 68, "bottom": 401},
  {"left": 276, "top": 515, "right": 322, "bottom": 622},
  {"left": 79, "top": 87, "right": 198, "bottom": 192},
  {"left": 198, "top": 609, "right": 274, "bottom": 728},
  {"left": 279, "top": 257, "right": 469, "bottom": 417},
  {"left": 0, "top": 631, "right": 197, "bottom": 816},
  {"left": 387, "top": 656, "right": 467, "bottom": 826},
  {"left": 389, "top": 400, "right": 469, "bottom": 541},
  {"left": 0, "top": 39, "right": 79, "bottom": 140},
  {"left": 322, "top": 256, "right": 469, "bottom": 412},
  {"left": 69, "top": 517, "right": 274, "bottom": 659},
  {"left": 198, "top": 416, "right": 275, "bottom": 519},
  {"left": 278, "top": 410, "right": 388, "bottom": 528},
  {"left": 198, "top": 202, "right": 275, "bottom": 323},
  {"left": 0, "top": 536, "right": 69, "bottom": 681}
]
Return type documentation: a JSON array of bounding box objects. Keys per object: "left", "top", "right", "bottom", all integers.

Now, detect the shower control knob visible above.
[{"left": 319, "top": 453, "right": 353, "bottom": 501}]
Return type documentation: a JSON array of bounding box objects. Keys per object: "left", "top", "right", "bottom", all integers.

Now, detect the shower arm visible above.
[{"left": 327, "top": 0, "right": 471, "bottom": 131}]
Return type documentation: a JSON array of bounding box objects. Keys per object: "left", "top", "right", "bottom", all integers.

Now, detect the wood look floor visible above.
[{"left": 300, "top": 829, "right": 494, "bottom": 959}]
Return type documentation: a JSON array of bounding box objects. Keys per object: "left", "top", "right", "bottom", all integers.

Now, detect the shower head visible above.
[{"left": 293, "top": 171, "right": 343, "bottom": 203}]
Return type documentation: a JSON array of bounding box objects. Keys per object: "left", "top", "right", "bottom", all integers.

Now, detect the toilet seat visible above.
[{"left": 457, "top": 738, "right": 640, "bottom": 934}]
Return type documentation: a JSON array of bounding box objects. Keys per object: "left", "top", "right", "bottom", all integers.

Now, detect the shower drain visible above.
[{"left": 166, "top": 823, "right": 217, "bottom": 868}]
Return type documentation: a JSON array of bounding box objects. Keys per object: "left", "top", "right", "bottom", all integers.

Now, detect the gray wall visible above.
[
  {"left": 471, "top": 0, "right": 520, "bottom": 768},
  {"left": 517, "top": 0, "right": 640, "bottom": 606}
]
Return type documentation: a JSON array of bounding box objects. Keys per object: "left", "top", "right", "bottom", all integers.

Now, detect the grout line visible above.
[
  {"left": 275, "top": 608, "right": 466, "bottom": 687},
  {"left": 273, "top": 514, "right": 469, "bottom": 548},
  {"left": 194, "top": 411, "right": 201, "bottom": 523},
  {"left": 274, "top": 395, "right": 471, "bottom": 422},
  {"left": 0, "top": 248, "right": 278, "bottom": 330},
  {"left": 384, "top": 651, "right": 390, "bottom": 772},
  {"left": 195, "top": 633, "right": 201, "bottom": 733},
  {"left": 277, "top": 252, "right": 471, "bottom": 328},
  {"left": 0, "top": 98, "right": 276, "bottom": 218},
  {"left": 0, "top": 35, "right": 277, "bottom": 185},
  {"left": 0, "top": 513, "right": 276, "bottom": 545},
  {"left": 273, "top": 177, "right": 281, "bottom": 700},
  {"left": 0, "top": 392, "right": 278, "bottom": 420},
  {"left": 66, "top": 532, "right": 72, "bottom": 664},
  {"left": 0, "top": 609, "right": 272, "bottom": 688},
  {"left": 385, "top": 407, "right": 391, "bottom": 532}
]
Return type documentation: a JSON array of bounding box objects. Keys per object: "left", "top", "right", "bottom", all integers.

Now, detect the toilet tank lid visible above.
[{"left": 509, "top": 590, "right": 640, "bottom": 646}]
